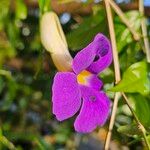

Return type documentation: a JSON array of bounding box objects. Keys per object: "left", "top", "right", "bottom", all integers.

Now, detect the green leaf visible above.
[
  {"left": 66, "top": 8, "right": 107, "bottom": 51},
  {"left": 119, "top": 42, "right": 142, "bottom": 71},
  {"left": 115, "top": 11, "right": 141, "bottom": 52},
  {"left": 16, "top": 0, "right": 27, "bottom": 20},
  {"left": 110, "top": 61, "right": 150, "bottom": 95},
  {"left": 117, "top": 123, "right": 141, "bottom": 137},
  {"left": 128, "top": 94, "right": 150, "bottom": 126}
]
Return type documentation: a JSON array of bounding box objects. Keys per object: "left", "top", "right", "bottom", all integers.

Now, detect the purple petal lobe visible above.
[
  {"left": 87, "top": 74, "right": 103, "bottom": 91},
  {"left": 52, "top": 72, "right": 81, "bottom": 121},
  {"left": 87, "top": 33, "right": 112, "bottom": 74},
  {"left": 72, "top": 42, "right": 98, "bottom": 75},
  {"left": 74, "top": 86, "right": 111, "bottom": 133},
  {"left": 73, "top": 33, "right": 112, "bottom": 75}
]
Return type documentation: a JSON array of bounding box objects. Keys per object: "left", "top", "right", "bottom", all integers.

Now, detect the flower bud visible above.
[{"left": 40, "top": 12, "right": 73, "bottom": 71}]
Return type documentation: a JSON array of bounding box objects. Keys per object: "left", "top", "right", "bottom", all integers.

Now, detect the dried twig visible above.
[
  {"left": 108, "top": 0, "right": 141, "bottom": 41},
  {"left": 104, "top": 0, "right": 121, "bottom": 149},
  {"left": 139, "top": 0, "right": 150, "bottom": 62}
]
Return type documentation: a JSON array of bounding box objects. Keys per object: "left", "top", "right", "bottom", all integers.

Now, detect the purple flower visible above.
[{"left": 52, "top": 33, "right": 112, "bottom": 133}]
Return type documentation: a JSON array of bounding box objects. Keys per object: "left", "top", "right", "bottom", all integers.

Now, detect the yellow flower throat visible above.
[{"left": 77, "top": 70, "right": 92, "bottom": 85}]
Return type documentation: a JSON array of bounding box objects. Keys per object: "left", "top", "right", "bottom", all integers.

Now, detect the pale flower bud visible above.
[{"left": 40, "top": 12, "right": 73, "bottom": 71}]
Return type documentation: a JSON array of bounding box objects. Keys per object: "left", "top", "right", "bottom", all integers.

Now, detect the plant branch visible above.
[
  {"left": 139, "top": 0, "right": 150, "bottom": 62},
  {"left": 122, "top": 93, "right": 150, "bottom": 149},
  {"left": 108, "top": 0, "right": 141, "bottom": 41},
  {"left": 105, "top": 92, "right": 121, "bottom": 150},
  {"left": 104, "top": 0, "right": 121, "bottom": 149},
  {"left": 104, "top": 0, "right": 121, "bottom": 84}
]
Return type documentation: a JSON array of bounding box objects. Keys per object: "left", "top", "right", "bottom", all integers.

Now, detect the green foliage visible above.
[
  {"left": 117, "top": 123, "right": 141, "bottom": 137},
  {"left": 66, "top": 7, "right": 107, "bottom": 51},
  {"left": 110, "top": 61, "right": 150, "bottom": 95},
  {"left": 117, "top": 93, "right": 150, "bottom": 138},
  {"left": 66, "top": 10, "right": 141, "bottom": 53},
  {"left": 115, "top": 11, "right": 141, "bottom": 52},
  {"left": 129, "top": 94, "right": 150, "bottom": 126}
]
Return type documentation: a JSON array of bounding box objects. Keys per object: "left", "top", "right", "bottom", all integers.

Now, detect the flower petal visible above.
[
  {"left": 87, "top": 74, "right": 103, "bottom": 91},
  {"left": 87, "top": 33, "right": 112, "bottom": 74},
  {"left": 72, "top": 43, "right": 97, "bottom": 74},
  {"left": 74, "top": 86, "right": 111, "bottom": 133},
  {"left": 52, "top": 72, "right": 81, "bottom": 121},
  {"left": 73, "top": 33, "right": 112, "bottom": 75}
]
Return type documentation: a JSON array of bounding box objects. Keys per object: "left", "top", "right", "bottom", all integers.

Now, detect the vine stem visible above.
[
  {"left": 104, "top": 0, "right": 121, "bottom": 149},
  {"left": 104, "top": 0, "right": 121, "bottom": 84},
  {"left": 104, "top": 0, "right": 150, "bottom": 149},
  {"left": 139, "top": 0, "right": 150, "bottom": 62},
  {"left": 104, "top": 92, "right": 121, "bottom": 150},
  {"left": 108, "top": 0, "right": 141, "bottom": 41}
]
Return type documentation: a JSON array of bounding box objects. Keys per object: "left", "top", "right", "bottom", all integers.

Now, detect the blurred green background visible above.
[{"left": 0, "top": 0, "right": 150, "bottom": 149}]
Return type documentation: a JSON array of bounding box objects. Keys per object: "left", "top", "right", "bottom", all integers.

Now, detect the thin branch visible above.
[
  {"left": 104, "top": 0, "right": 121, "bottom": 84},
  {"left": 104, "top": 0, "right": 121, "bottom": 149},
  {"left": 108, "top": 0, "right": 141, "bottom": 41},
  {"left": 122, "top": 93, "right": 150, "bottom": 149},
  {"left": 139, "top": 0, "right": 150, "bottom": 62},
  {"left": 105, "top": 92, "right": 121, "bottom": 150}
]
